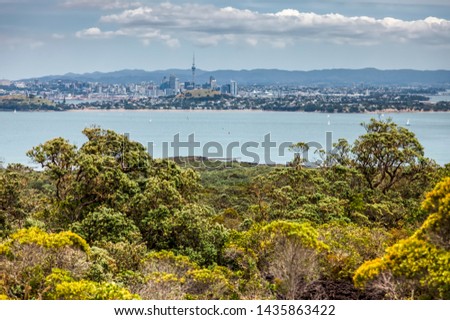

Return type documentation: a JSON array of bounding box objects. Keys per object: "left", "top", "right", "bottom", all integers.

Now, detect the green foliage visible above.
[
  {"left": 226, "top": 221, "right": 327, "bottom": 299},
  {"left": 287, "top": 119, "right": 437, "bottom": 227},
  {"left": 25, "top": 127, "right": 215, "bottom": 264},
  {"left": 26, "top": 128, "right": 151, "bottom": 228},
  {"left": 352, "top": 118, "right": 433, "bottom": 194},
  {"left": 214, "top": 208, "right": 243, "bottom": 230},
  {"left": 139, "top": 271, "right": 186, "bottom": 299},
  {"left": 247, "top": 166, "right": 364, "bottom": 224},
  {"left": 136, "top": 251, "right": 236, "bottom": 299},
  {"left": 26, "top": 138, "right": 77, "bottom": 186},
  {"left": 84, "top": 246, "right": 117, "bottom": 283},
  {"left": 0, "top": 170, "right": 27, "bottom": 237},
  {"left": 139, "top": 204, "right": 228, "bottom": 266},
  {"left": 98, "top": 241, "right": 147, "bottom": 273},
  {"left": 289, "top": 142, "right": 309, "bottom": 167},
  {"left": 184, "top": 267, "right": 234, "bottom": 300},
  {"left": 71, "top": 207, "right": 141, "bottom": 244},
  {"left": 319, "top": 222, "right": 391, "bottom": 280},
  {"left": 327, "top": 138, "right": 352, "bottom": 167},
  {"left": 141, "top": 250, "right": 199, "bottom": 277},
  {"left": 259, "top": 221, "right": 328, "bottom": 251},
  {"left": 80, "top": 127, "right": 150, "bottom": 176},
  {"left": 2, "top": 126, "right": 446, "bottom": 300},
  {"left": 0, "top": 165, "right": 49, "bottom": 238},
  {"left": 199, "top": 165, "right": 272, "bottom": 217}
]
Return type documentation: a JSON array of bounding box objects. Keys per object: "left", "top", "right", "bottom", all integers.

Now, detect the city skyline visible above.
[{"left": 1, "top": 0, "right": 450, "bottom": 80}]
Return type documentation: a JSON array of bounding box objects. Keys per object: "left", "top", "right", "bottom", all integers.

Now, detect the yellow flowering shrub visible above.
[
  {"left": 353, "top": 177, "right": 450, "bottom": 299},
  {"left": 1, "top": 227, "right": 89, "bottom": 256},
  {"left": 0, "top": 228, "right": 90, "bottom": 299},
  {"left": 45, "top": 269, "right": 140, "bottom": 300},
  {"left": 185, "top": 267, "right": 233, "bottom": 300}
]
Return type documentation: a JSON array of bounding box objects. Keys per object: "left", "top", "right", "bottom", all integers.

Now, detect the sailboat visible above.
[{"left": 406, "top": 119, "right": 411, "bottom": 126}]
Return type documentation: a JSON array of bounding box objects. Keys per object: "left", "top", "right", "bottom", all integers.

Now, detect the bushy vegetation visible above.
[{"left": 1, "top": 120, "right": 449, "bottom": 300}]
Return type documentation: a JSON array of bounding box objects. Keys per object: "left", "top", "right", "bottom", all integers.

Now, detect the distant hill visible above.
[
  {"left": 0, "top": 94, "right": 58, "bottom": 111},
  {"left": 25, "top": 68, "right": 450, "bottom": 86}
]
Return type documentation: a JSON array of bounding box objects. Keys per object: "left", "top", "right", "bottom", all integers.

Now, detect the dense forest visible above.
[{"left": 1, "top": 119, "right": 449, "bottom": 300}]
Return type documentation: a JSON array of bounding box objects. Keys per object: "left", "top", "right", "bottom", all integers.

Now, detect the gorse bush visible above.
[
  {"left": 354, "top": 178, "right": 450, "bottom": 299},
  {"left": 0, "top": 228, "right": 90, "bottom": 299}
]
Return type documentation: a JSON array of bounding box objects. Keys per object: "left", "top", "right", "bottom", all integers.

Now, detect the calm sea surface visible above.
[{"left": 1, "top": 111, "right": 449, "bottom": 167}]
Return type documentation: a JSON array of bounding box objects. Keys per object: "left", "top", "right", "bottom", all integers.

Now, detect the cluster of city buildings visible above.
[
  {"left": 1, "top": 57, "right": 447, "bottom": 111},
  {"left": 158, "top": 56, "right": 237, "bottom": 97},
  {"left": 159, "top": 74, "right": 237, "bottom": 97},
  {"left": 0, "top": 55, "right": 239, "bottom": 102},
  {"left": 0, "top": 78, "right": 238, "bottom": 104}
]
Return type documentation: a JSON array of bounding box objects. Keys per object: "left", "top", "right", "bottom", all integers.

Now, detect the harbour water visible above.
[{"left": 1, "top": 110, "right": 449, "bottom": 167}]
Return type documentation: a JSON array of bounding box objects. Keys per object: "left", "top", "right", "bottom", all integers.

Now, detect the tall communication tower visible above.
[{"left": 191, "top": 53, "right": 196, "bottom": 87}]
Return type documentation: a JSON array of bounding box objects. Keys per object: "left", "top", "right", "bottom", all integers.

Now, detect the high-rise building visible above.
[
  {"left": 191, "top": 53, "right": 196, "bottom": 86},
  {"left": 230, "top": 80, "right": 238, "bottom": 97},
  {"left": 169, "top": 74, "right": 179, "bottom": 92},
  {"left": 209, "top": 76, "right": 217, "bottom": 90},
  {"left": 221, "top": 84, "right": 231, "bottom": 95}
]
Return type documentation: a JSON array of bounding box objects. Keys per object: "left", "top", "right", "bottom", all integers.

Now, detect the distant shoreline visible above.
[{"left": 2, "top": 108, "right": 449, "bottom": 114}]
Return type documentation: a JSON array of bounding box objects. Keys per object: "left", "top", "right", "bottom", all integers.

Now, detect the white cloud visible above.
[
  {"left": 51, "top": 33, "right": 65, "bottom": 39},
  {"left": 0, "top": 35, "right": 45, "bottom": 50},
  {"left": 0, "top": 0, "right": 34, "bottom": 3},
  {"left": 75, "top": 3, "right": 450, "bottom": 48},
  {"left": 29, "top": 41, "right": 44, "bottom": 49},
  {"left": 346, "top": 0, "right": 450, "bottom": 6},
  {"left": 62, "top": 0, "right": 141, "bottom": 10},
  {"left": 165, "top": 38, "right": 180, "bottom": 48},
  {"left": 246, "top": 38, "right": 258, "bottom": 46},
  {"left": 75, "top": 27, "right": 125, "bottom": 38},
  {"left": 75, "top": 25, "right": 179, "bottom": 47},
  {"left": 141, "top": 38, "right": 150, "bottom": 46}
]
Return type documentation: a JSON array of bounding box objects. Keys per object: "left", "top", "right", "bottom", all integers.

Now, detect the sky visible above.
[{"left": 1, "top": 0, "right": 450, "bottom": 80}]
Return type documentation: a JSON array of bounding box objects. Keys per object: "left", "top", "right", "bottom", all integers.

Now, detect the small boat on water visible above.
[{"left": 406, "top": 119, "right": 411, "bottom": 126}]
